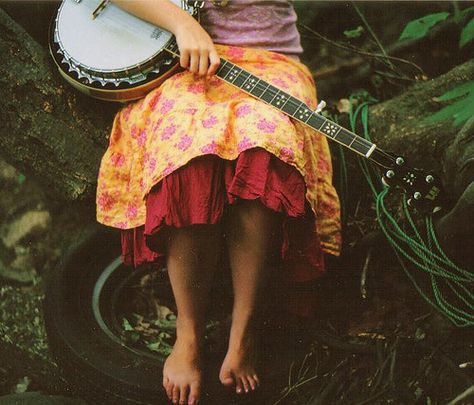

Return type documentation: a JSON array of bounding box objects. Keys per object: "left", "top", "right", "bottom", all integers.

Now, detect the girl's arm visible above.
[{"left": 112, "top": 0, "right": 220, "bottom": 77}]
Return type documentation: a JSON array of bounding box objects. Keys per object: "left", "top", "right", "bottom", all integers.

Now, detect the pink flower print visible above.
[
  {"left": 126, "top": 203, "right": 138, "bottom": 220},
  {"left": 280, "top": 147, "right": 295, "bottom": 160},
  {"left": 304, "top": 97, "right": 314, "bottom": 108},
  {"left": 202, "top": 115, "right": 218, "bottom": 128},
  {"left": 272, "top": 78, "right": 289, "bottom": 90},
  {"left": 97, "top": 192, "right": 116, "bottom": 212},
  {"left": 297, "top": 140, "right": 304, "bottom": 151},
  {"left": 160, "top": 99, "right": 175, "bottom": 114},
  {"left": 113, "top": 221, "right": 128, "bottom": 229},
  {"left": 226, "top": 46, "right": 245, "bottom": 59},
  {"left": 254, "top": 63, "right": 268, "bottom": 70},
  {"left": 152, "top": 117, "right": 164, "bottom": 133},
  {"left": 257, "top": 118, "right": 276, "bottom": 133},
  {"left": 177, "top": 135, "right": 193, "bottom": 151},
  {"left": 163, "top": 162, "right": 177, "bottom": 176},
  {"left": 237, "top": 137, "right": 256, "bottom": 152},
  {"left": 147, "top": 157, "right": 157, "bottom": 172},
  {"left": 286, "top": 73, "right": 298, "bottom": 83},
  {"left": 161, "top": 124, "right": 177, "bottom": 141},
  {"left": 187, "top": 81, "right": 206, "bottom": 94},
  {"left": 200, "top": 141, "right": 218, "bottom": 154},
  {"left": 139, "top": 178, "right": 146, "bottom": 192},
  {"left": 137, "top": 130, "right": 147, "bottom": 146},
  {"left": 110, "top": 152, "right": 126, "bottom": 168},
  {"left": 121, "top": 104, "right": 133, "bottom": 121},
  {"left": 184, "top": 107, "right": 198, "bottom": 115},
  {"left": 236, "top": 104, "right": 251, "bottom": 117},
  {"left": 130, "top": 124, "right": 138, "bottom": 139}
]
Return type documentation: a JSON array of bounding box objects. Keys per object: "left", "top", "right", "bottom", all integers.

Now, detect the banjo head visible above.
[{"left": 50, "top": 0, "right": 194, "bottom": 101}]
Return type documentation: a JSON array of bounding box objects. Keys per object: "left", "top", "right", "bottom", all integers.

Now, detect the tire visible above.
[{"left": 43, "top": 225, "right": 169, "bottom": 405}]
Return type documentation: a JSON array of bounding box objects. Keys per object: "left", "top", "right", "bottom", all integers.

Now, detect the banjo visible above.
[{"left": 49, "top": 0, "right": 442, "bottom": 211}]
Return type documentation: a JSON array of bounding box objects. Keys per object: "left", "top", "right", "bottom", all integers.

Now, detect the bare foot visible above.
[
  {"left": 163, "top": 336, "right": 202, "bottom": 405},
  {"left": 219, "top": 334, "right": 260, "bottom": 394}
]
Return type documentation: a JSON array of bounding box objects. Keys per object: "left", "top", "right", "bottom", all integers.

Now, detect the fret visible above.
[
  {"left": 350, "top": 137, "right": 372, "bottom": 156},
  {"left": 269, "top": 89, "right": 281, "bottom": 105},
  {"left": 242, "top": 75, "right": 259, "bottom": 93},
  {"left": 260, "top": 84, "right": 279, "bottom": 104},
  {"left": 280, "top": 96, "right": 300, "bottom": 116},
  {"left": 273, "top": 93, "right": 290, "bottom": 110},
  {"left": 333, "top": 128, "right": 357, "bottom": 147},
  {"left": 306, "top": 113, "right": 326, "bottom": 130},
  {"left": 239, "top": 73, "right": 253, "bottom": 91},
  {"left": 216, "top": 59, "right": 232, "bottom": 77},
  {"left": 223, "top": 65, "right": 243, "bottom": 83},
  {"left": 248, "top": 79, "right": 266, "bottom": 97}
]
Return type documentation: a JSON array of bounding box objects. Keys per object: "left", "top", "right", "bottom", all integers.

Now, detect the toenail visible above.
[{"left": 236, "top": 388, "right": 242, "bottom": 394}]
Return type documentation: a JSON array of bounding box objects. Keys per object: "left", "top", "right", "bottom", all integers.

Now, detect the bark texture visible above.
[{"left": 0, "top": 7, "right": 116, "bottom": 202}]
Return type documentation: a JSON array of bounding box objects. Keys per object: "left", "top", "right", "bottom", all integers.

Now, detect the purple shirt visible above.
[{"left": 200, "top": 0, "right": 303, "bottom": 56}]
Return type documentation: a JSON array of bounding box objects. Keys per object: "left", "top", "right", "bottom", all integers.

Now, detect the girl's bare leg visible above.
[
  {"left": 163, "top": 224, "right": 222, "bottom": 405},
  {"left": 219, "top": 200, "right": 281, "bottom": 394}
]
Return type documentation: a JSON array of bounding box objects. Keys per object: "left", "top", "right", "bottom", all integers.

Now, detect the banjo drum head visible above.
[{"left": 54, "top": 0, "right": 184, "bottom": 77}]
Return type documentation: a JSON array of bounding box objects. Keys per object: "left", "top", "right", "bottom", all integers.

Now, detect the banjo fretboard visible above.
[{"left": 165, "top": 41, "right": 395, "bottom": 168}]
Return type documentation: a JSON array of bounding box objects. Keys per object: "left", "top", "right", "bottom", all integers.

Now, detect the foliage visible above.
[
  {"left": 460, "top": 17, "right": 474, "bottom": 48},
  {"left": 425, "top": 81, "right": 474, "bottom": 127},
  {"left": 399, "top": 12, "right": 450, "bottom": 41},
  {"left": 399, "top": 7, "right": 474, "bottom": 48},
  {"left": 343, "top": 25, "right": 364, "bottom": 39}
]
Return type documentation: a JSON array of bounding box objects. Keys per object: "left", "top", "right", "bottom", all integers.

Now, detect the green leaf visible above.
[
  {"left": 399, "top": 12, "right": 450, "bottom": 41},
  {"left": 122, "top": 317, "right": 134, "bottom": 331},
  {"left": 460, "top": 17, "right": 474, "bottom": 48},
  {"left": 344, "top": 26, "right": 364, "bottom": 39},
  {"left": 17, "top": 173, "right": 26, "bottom": 185},
  {"left": 458, "top": 6, "right": 474, "bottom": 21},
  {"left": 425, "top": 81, "right": 474, "bottom": 127}
]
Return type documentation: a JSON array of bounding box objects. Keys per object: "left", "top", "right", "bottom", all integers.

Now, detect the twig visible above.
[
  {"left": 298, "top": 23, "right": 424, "bottom": 75},
  {"left": 360, "top": 248, "right": 372, "bottom": 299},
  {"left": 447, "top": 383, "right": 474, "bottom": 405},
  {"left": 352, "top": 2, "right": 395, "bottom": 70}
]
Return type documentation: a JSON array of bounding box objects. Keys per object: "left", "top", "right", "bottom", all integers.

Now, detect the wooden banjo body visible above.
[{"left": 49, "top": 0, "right": 199, "bottom": 102}]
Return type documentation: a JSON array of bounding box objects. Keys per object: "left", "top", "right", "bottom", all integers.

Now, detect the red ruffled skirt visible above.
[{"left": 122, "top": 148, "right": 325, "bottom": 317}]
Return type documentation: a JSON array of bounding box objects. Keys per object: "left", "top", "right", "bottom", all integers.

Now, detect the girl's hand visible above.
[{"left": 175, "top": 19, "right": 220, "bottom": 77}]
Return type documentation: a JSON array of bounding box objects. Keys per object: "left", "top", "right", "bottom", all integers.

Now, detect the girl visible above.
[{"left": 96, "top": 1, "right": 341, "bottom": 404}]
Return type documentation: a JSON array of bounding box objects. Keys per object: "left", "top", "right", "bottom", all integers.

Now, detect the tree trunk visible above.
[
  {"left": 368, "top": 59, "right": 474, "bottom": 176},
  {"left": 0, "top": 7, "right": 116, "bottom": 202},
  {"left": 1, "top": 7, "right": 473, "bottom": 202}
]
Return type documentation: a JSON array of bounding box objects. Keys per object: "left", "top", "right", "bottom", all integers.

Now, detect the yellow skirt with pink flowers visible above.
[{"left": 96, "top": 44, "right": 341, "bottom": 256}]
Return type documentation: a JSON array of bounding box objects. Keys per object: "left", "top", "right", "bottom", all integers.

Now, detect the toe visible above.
[
  {"left": 220, "top": 369, "right": 234, "bottom": 388},
  {"left": 165, "top": 383, "right": 173, "bottom": 401},
  {"left": 241, "top": 377, "right": 250, "bottom": 393},
  {"left": 172, "top": 385, "right": 180, "bottom": 404},
  {"left": 253, "top": 374, "right": 260, "bottom": 387},
  {"left": 235, "top": 377, "right": 243, "bottom": 394},
  {"left": 179, "top": 384, "right": 188, "bottom": 405},
  {"left": 248, "top": 376, "right": 256, "bottom": 391},
  {"left": 163, "top": 376, "right": 169, "bottom": 391},
  {"left": 189, "top": 381, "right": 201, "bottom": 405}
]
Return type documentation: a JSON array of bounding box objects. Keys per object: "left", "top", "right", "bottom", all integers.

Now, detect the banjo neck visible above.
[{"left": 164, "top": 41, "right": 394, "bottom": 170}]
